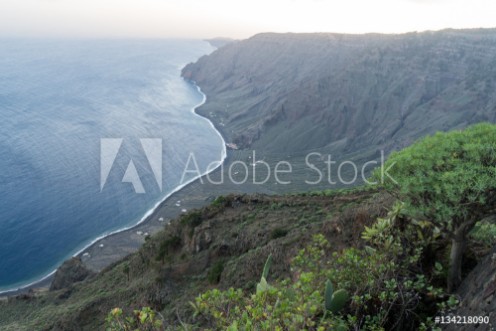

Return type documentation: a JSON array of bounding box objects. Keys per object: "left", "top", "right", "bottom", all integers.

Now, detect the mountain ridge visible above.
[{"left": 183, "top": 29, "right": 496, "bottom": 159}]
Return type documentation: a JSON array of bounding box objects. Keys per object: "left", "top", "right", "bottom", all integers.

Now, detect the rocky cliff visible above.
[{"left": 444, "top": 245, "right": 496, "bottom": 331}]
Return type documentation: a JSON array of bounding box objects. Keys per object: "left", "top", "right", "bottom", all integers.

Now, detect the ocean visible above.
[{"left": 0, "top": 39, "right": 225, "bottom": 292}]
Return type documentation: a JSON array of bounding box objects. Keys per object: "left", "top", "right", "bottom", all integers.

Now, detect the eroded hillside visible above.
[{"left": 183, "top": 30, "right": 496, "bottom": 157}]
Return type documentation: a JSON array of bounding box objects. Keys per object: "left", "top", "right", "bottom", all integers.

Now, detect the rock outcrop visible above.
[
  {"left": 50, "top": 257, "right": 95, "bottom": 291},
  {"left": 443, "top": 246, "right": 496, "bottom": 330}
]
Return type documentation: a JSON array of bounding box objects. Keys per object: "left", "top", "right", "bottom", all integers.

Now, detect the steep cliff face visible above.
[{"left": 183, "top": 30, "right": 496, "bottom": 156}]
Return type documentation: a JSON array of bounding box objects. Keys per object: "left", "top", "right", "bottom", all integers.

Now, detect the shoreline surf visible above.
[{"left": 0, "top": 81, "right": 227, "bottom": 296}]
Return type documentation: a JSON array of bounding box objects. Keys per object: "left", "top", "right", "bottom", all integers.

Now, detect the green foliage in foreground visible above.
[
  {"left": 373, "top": 123, "right": 496, "bottom": 290},
  {"left": 187, "top": 203, "right": 457, "bottom": 330},
  {"left": 324, "top": 281, "right": 349, "bottom": 314},
  {"left": 105, "top": 202, "right": 460, "bottom": 330},
  {"left": 374, "top": 122, "right": 496, "bottom": 233},
  {"left": 470, "top": 218, "right": 496, "bottom": 248},
  {"left": 106, "top": 307, "right": 164, "bottom": 331}
]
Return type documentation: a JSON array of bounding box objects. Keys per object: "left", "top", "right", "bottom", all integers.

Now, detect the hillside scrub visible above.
[
  {"left": 107, "top": 203, "right": 457, "bottom": 330},
  {"left": 0, "top": 191, "right": 388, "bottom": 330},
  {"left": 186, "top": 203, "right": 457, "bottom": 330}
]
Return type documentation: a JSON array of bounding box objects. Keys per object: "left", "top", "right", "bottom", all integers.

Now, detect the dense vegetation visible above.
[
  {"left": 374, "top": 123, "right": 496, "bottom": 291},
  {"left": 105, "top": 203, "right": 457, "bottom": 330}
]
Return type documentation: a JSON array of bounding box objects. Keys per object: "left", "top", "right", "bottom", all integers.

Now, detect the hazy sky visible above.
[{"left": 1, "top": 0, "right": 495, "bottom": 39}]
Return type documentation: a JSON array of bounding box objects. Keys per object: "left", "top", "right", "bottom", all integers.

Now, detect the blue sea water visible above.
[{"left": 0, "top": 39, "right": 224, "bottom": 291}]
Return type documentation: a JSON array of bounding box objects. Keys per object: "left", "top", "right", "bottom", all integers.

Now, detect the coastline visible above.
[{"left": 0, "top": 80, "right": 227, "bottom": 297}]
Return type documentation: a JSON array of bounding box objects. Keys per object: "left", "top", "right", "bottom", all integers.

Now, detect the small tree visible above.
[
  {"left": 156, "top": 236, "right": 181, "bottom": 265},
  {"left": 123, "top": 263, "right": 130, "bottom": 282},
  {"left": 374, "top": 123, "right": 496, "bottom": 291}
]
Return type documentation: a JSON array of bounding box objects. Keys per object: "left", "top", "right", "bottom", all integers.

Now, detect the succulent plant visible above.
[
  {"left": 256, "top": 254, "right": 273, "bottom": 294},
  {"left": 261, "top": 254, "right": 272, "bottom": 280},
  {"left": 324, "top": 280, "right": 349, "bottom": 313}
]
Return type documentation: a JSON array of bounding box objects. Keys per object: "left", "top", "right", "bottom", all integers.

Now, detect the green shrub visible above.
[
  {"left": 105, "top": 307, "right": 163, "bottom": 331},
  {"left": 212, "top": 195, "right": 228, "bottom": 207},
  {"left": 207, "top": 260, "right": 225, "bottom": 284},
  {"left": 270, "top": 228, "right": 288, "bottom": 239},
  {"left": 181, "top": 211, "right": 203, "bottom": 228},
  {"left": 373, "top": 123, "right": 496, "bottom": 291},
  {"left": 156, "top": 236, "right": 181, "bottom": 263},
  {"left": 192, "top": 244, "right": 348, "bottom": 330},
  {"left": 191, "top": 205, "right": 455, "bottom": 330},
  {"left": 470, "top": 219, "right": 496, "bottom": 248}
]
